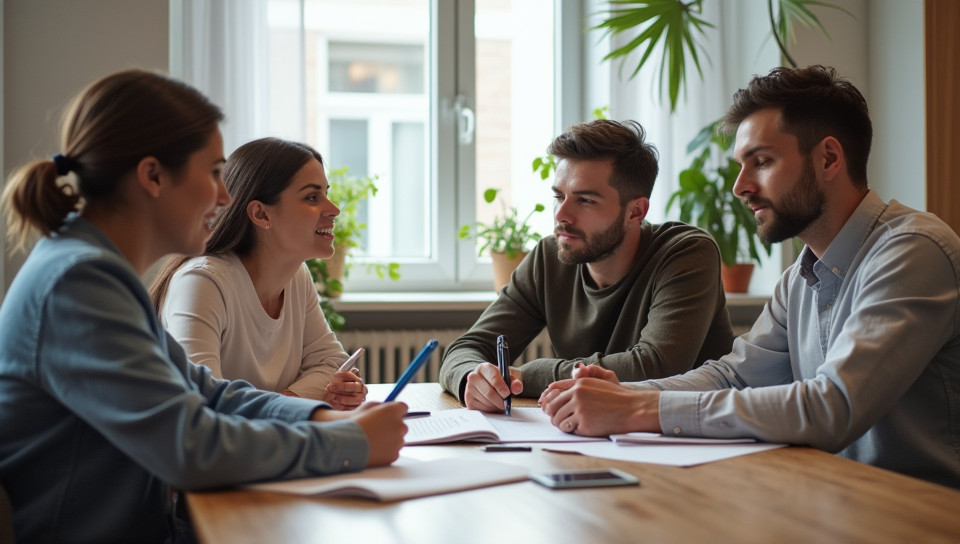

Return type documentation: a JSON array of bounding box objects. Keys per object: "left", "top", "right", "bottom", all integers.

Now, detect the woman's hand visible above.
[
  {"left": 325, "top": 369, "right": 367, "bottom": 410},
  {"left": 309, "top": 401, "right": 408, "bottom": 467},
  {"left": 350, "top": 402, "right": 408, "bottom": 467}
]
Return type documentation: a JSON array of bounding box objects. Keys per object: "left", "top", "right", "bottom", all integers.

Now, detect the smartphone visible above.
[{"left": 530, "top": 468, "right": 639, "bottom": 489}]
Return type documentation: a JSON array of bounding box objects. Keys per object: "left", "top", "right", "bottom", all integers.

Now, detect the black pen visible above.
[{"left": 496, "top": 334, "right": 512, "bottom": 416}]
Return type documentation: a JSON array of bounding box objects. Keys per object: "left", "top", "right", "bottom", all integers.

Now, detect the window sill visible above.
[{"left": 330, "top": 291, "right": 769, "bottom": 331}]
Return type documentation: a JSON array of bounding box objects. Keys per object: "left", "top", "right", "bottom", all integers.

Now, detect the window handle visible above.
[{"left": 454, "top": 95, "right": 475, "bottom": 145}]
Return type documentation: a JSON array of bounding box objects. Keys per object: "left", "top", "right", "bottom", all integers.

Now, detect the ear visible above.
[
  {"left": 627, "top": 196, "right": 649, "bottom": 223},
  {"left": 246, "top": 200, "right": 272, "bottom": 230},
  {"left": 819, "top": 136, "right": 845, "bottom": 182},
  {"left": 134, "top": 156, "right": 165, "bottom": 199}
]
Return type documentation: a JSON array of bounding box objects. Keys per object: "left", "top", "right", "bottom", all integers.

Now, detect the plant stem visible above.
[{"left": 767, "top": 0, "right": 798, "bottom": 68}]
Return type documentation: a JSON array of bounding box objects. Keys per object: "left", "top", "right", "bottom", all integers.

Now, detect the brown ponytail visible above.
[
  {"left": 1, "top": 160, "right": 82, "bottom": 252},
  {"left": 1, "top": 69, "right": 223, "bottom": 253}
]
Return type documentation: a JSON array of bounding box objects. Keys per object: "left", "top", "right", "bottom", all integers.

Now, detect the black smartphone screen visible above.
[{"left": 530, "top": 468, "right": 639, "bottom": 489}]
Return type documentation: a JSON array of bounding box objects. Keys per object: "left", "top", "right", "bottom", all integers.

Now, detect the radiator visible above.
[{"left": 336, "top": 329, "right": 554, "bottom": 384}]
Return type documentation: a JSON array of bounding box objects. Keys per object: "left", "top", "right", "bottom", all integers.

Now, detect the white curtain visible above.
[
  {"left": 584, "top": 0, "right": 778, "bottom": 224},
  {"left": 169, "top": 0, "right": 273, "bottom": 155}
]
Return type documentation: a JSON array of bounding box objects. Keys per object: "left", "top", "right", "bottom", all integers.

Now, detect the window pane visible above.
[
  {"left": 473, "top": 0, "right": 556, "bottom": 255},
  {"left": 329, "top": 119, "right": 371, "bottom": 252},
  {"left": 300, "top": 0, "right": 432, "bottom": 267},
  {"left": 328, "top": 42, "right": 424, "bottom": 94},
  {"left": 264, "top": 0, "right": 558, "bottom": 290},
  {"left": 391, "top": 121, "right": 427, "bottom": 258}
]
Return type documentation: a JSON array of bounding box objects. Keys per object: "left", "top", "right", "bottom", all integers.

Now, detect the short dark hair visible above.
[
  {"left": 547, "top": 119, "right": 659, "bottom": 202},
  {"left": 720, "top": 65, "right": 872, "bottom": 187}
]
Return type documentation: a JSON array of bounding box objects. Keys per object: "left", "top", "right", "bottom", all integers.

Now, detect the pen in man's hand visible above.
[
  {"left": 337, "top": 348, "right": 365, "bottom": 373},
  {"left": 496, "top": 335, "right": 512, "bottom": 416}
]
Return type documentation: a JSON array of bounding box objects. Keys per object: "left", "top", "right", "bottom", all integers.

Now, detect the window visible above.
[{"left": 260, "top": 0, "right": 569, "bottom": 291}]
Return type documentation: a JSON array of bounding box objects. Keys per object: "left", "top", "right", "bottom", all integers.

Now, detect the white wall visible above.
[
  {"left": 791, "top": 0, "right": 925, "bottom": 209},
  {"left": 868, "top": 0, "right": 925, "bottom": 210},
  {"left": 2, "top": 0, "right": 169, "bottom": 292}
]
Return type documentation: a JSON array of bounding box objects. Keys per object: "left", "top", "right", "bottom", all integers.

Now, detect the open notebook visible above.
[
  {"left": 246, "top": 457, "right": 528, "bottom": 501},
  {"left": 404, "top": 407, "right": 607, "bottom": 445}
]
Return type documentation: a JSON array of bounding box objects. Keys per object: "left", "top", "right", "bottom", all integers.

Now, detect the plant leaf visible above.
[{"left": 595, "top": 0, "right": 714, "bottom": 112}]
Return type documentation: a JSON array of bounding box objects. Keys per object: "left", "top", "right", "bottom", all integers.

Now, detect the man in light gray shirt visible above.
[{"left": 539, "top": 65, "right": 960, "bottom": 489}]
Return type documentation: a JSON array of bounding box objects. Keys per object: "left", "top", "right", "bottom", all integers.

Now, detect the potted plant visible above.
[
  {"left": 459, "top": 188, "right": 546, "bottom": 292},
  {"left": 666, "top": 122, "right": 771, "bottom": 292},
  {"left": 307, "top": 166, "right": 400, "bottom": 330}
]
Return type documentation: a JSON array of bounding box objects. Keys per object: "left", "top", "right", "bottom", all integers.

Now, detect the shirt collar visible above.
[{"left": 798, "top": 190, "right": 886, "bottom": 286}]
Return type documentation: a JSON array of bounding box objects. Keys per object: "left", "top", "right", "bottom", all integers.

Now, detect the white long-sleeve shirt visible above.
[{"left": 162, "top": 253, "right": 348, "bottom": 399}]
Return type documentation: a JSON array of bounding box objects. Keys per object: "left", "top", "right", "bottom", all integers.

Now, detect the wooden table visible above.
[{"left": 187, "top": 383, "right": 960, "bottom": 544}]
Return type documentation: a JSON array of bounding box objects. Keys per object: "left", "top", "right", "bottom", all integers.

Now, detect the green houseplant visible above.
[
  {"left": 459, "top": 188, "right": 545, "bottom": 291},
  {"left": 666, "top": 122, "right": 771, "bottom": 290},
  {"left": 307, "top": 166, "right": 400, "bottom": 331}
]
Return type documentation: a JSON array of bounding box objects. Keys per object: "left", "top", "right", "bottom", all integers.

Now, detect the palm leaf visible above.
[{"left": 595, "top": 1, "right": 714, "bottom": 112}]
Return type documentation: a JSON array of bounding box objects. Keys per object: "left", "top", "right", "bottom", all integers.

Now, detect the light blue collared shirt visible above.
[
  {"left": 0, "top": 215, "right": 370, "bottom": 542},
  {"left": 645, "top": 191, "right": 960, "bottom": 488}
]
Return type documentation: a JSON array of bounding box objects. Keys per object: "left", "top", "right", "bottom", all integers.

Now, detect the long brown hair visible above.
[
  {"left": 149, "top": 137, "right": 324, "bottom": 312},
  {"left": 1, "top": 69, "right": 223, "bottom": 252}
]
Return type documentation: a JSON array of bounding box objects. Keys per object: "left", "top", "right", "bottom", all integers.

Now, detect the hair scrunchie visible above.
[{"left": 52, "top": 154, "right": 73, "bottom": 176}]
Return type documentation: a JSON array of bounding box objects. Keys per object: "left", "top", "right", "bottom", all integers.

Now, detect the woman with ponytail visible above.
[
  {"left": 0, "top": 70, "right": 406, "bottom": 544},
  {"left": 150, "top": 137, "right": 366, "bottom": 409}
]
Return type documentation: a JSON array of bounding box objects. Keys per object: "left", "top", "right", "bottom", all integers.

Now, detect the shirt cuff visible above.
[
  {"left": 658, "top": 390, "right": 703, "bottom": 437},
  {"left": 306, "top": 419, "right": 370, "bottom": 472}
]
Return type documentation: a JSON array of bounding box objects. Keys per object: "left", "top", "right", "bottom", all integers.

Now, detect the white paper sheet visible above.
[
  {"left": 246, "top": 457, "right": 529, "bottom": 501},
  {"left": 404, "top": 407, "right": 607, "bottom": 445},
  {"left": 541, "top": 440, "right": 787, "bottom": 467}
]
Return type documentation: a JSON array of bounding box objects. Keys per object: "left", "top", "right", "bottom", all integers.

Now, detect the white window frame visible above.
[{"left": 169, "top": 0, "right": 585, "bottom": 293}]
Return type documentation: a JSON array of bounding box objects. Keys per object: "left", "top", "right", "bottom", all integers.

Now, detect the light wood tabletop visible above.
[{"left": 187, "top": 383, "right": 960, "bottom": 544}]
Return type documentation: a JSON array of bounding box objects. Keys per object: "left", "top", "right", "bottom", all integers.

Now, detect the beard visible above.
[
  {"left": 747, "top": 157, "right": 825, "bottom": 244},
  {"left": 555, "top": 206, "right": 628, "bottom": 265}
]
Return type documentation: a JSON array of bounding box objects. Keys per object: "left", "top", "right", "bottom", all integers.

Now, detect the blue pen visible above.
[
  {"left": 384, "top": 339, "right": 439, "bottom": 402},
  {"left": 497, "top": 335, "right": 512, "bottom": 416}
]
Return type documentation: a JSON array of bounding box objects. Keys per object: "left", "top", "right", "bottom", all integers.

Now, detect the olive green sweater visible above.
[{"left": 439, "top": 222, "right": 734, "bottom": 401}]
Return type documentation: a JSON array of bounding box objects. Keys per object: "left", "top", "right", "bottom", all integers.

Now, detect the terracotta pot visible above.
[
  {"left": 490, "top": 250, "right": 527, "bottom": 292},
  {"left": 323, "top": 244, "right": 348, "bottom": 298},
  {"left": 721, "top": 263, "right": 754, "bottom": 293}
]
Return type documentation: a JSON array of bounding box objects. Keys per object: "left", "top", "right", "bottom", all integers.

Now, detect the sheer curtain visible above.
[
  {"left": 584, "top": 0, "right": 781, "bottom": 290},
  {"left": 169, "top": 0, "right": 277, "bottom": 155}
]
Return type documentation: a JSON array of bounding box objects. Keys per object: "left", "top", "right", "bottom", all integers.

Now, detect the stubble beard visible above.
[
  {"left": 750, "top": 157, "right": 826, "bottom": 245},
  {"left": 556, "top": 206, "right": 628, "bottom": 265}
]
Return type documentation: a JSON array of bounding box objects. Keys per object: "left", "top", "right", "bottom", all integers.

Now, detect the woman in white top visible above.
[{"left": 151, "top": 137, "right": 366, "bottom": 408}]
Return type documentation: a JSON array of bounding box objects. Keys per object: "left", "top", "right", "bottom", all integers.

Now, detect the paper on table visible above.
[
  {"left": 542, "top": 441, "right": 787, "bottom": 467},
  {"left": 484, "top": 408, "right": 608, "bottom": 443},
  {"left": 612, "top": 432, "right": 757, "bottom": 445},
  {"left": 246, "top": 457, "right": 528, "bottom": 501},
  {"left": 404, "top": 407, "right": 607, "bottom": 445}
]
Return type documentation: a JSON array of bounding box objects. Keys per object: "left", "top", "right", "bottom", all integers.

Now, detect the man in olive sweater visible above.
[{"left": 439, "top": 119, "right": 734, "bottom": 410}]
